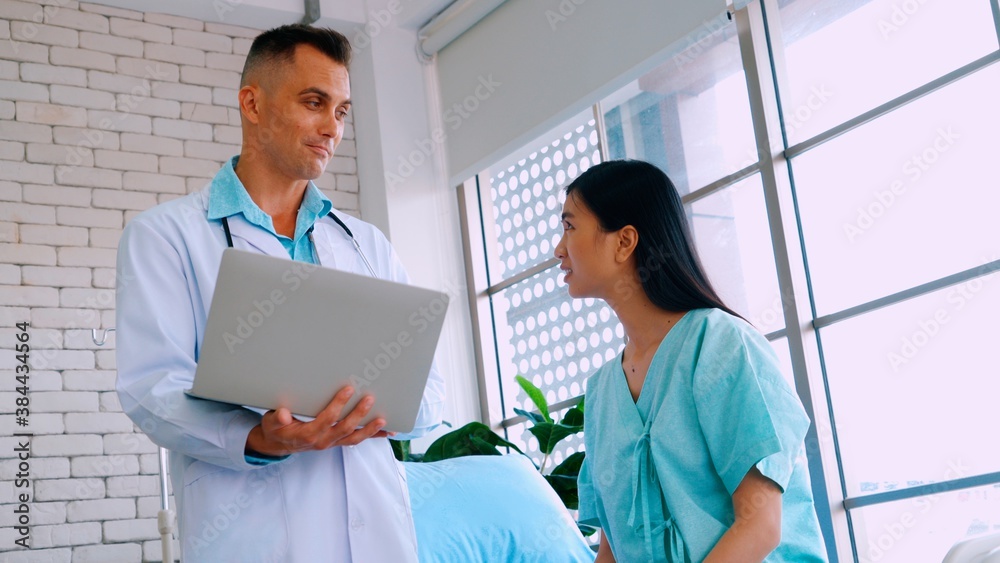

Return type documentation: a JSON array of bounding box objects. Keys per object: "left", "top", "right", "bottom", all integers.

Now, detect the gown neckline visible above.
[{"left": 615, "top": 310, "right": 694, "bottom": 428}]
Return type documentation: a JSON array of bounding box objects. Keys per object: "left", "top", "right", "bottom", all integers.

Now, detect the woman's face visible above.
[{"left": 553, "top": 192, "right": 622, "bottom": 299}]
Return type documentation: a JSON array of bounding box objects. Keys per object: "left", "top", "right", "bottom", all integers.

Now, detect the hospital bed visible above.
[{"left": 406, "top": 454, "right": 595, "bottom": 562}]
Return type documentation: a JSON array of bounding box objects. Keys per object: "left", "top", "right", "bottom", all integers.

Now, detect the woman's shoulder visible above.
[
  {"left": 681, "top": 308, "right": 778, "bottom": 369},
  {"left": 686, "top": 306, "right": 752, "bottom": 329},
  {"left": 684, "top": 308, "right": 789, "bottom": 393},
  {"left": 679, "top": 308, "right": 762, "bottom": 346}
]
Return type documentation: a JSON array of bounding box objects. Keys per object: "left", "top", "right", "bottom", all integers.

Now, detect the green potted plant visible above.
[{"left": 391, "top": 375, "right": 594, "bottom": 535}]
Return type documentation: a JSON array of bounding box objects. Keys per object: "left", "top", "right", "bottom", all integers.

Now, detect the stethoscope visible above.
[{"left": 220, "top": 212, "right": 377, "bottom": 277}]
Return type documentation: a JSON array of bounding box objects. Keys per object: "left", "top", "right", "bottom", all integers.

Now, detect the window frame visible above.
[{"left": 455, "top": 1, "right": 1000, "bottom": 559}]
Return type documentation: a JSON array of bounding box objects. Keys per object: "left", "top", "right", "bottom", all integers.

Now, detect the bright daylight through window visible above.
[{"left": 462, "top": 0, "right": 1000, "bottom": 561}]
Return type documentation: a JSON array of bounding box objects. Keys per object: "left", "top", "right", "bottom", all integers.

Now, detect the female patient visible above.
[{"left": 558, "top": 160, "right": 828, "bottom": 562}]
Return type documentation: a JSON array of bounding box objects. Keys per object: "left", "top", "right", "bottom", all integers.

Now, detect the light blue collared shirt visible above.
[{"left": 206, "top": 156, "right": 333, "bottom": 264}]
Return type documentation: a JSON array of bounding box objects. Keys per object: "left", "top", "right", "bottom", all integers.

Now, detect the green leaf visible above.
[
  {"left": 527, "top": 422, "right": 583, "bottom": 454},
  {"left": 515, "top": 375, "right": 552, "bottom": 422},
  {"left": 468, "top": 435, "right": 502, "bottom": 456},
  {"left": 513, "top": 407, "right": 547, "bottom": 425},
  {"left": 421, "top": 421, "right": 524, "bottom": 462},
  {"left": 561, "top": 406, "right": 584, "bottom": 427},
  {"left": 544, "top": 474, "right": 579, "bottom": 510},
  {"left": 551, "top": 451, "right": 585, "bottom": 476},
  {"left": 389, "top": 439, "right": 410, "bottom": 462},
  {"left": 492, "top": 431, "right": 525, "bottom": 455}
]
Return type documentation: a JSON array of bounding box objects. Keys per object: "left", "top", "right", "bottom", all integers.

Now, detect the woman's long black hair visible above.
[{"left": 566, "top": 159, "right": 742, "bottom": 319}]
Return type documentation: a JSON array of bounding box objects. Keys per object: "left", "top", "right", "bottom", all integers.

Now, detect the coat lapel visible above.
[
  {"left": 225, "top": 213, "right": 288, "bottom": 258},
  {"left": 314, "top": 219, "right": 376, "bottom": 276},
  {"left": 312, "top": 220, "right": 343, "bottom": 271}
]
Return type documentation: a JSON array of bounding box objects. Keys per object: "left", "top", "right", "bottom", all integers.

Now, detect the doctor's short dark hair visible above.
[{"left": 241, "top": 24, "right": 352, "bottom": 87}]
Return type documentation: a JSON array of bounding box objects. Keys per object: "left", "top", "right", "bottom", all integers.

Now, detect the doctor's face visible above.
[{"left": 250, "top": 44, "right": 351, "bottom": 181}]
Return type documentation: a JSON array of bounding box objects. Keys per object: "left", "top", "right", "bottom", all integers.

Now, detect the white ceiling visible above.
[{"left": 85, "top": 0, "right": 454, "bottom": 31}]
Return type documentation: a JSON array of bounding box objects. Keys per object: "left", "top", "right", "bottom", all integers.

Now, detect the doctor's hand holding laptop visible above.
[{"left": 185, "top": 248, "right": 450, "bottom": 456}]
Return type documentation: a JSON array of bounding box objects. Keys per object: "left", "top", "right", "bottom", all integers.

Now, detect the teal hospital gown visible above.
[{"left": 577, "top": 308, "right": 828, "bottom": 562}]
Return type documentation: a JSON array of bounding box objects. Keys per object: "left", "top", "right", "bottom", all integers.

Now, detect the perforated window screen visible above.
[
  {"left": 493, "top": 272, "right": 623, "bottom": 462},
  {"left": 481, "top": 115, "right": 622, "bottom": 463},
  {"left": 489, "top": 121, "right": 603, "bottom": 280}
]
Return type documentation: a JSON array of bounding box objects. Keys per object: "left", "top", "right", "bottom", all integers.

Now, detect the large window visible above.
[
  {"left": 769, "top": 0, "right": 1000, "bottom": 559},
  {"left": 472, "top": 111, "right": 611, "bottom": 465},
  {"left": 460, "top": 1, "right": 1000, "bottom": 561}
]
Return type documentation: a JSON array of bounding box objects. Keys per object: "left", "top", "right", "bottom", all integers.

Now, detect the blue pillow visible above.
[{"left": 405, "top": 455, "right": 596, "bottom": 563}]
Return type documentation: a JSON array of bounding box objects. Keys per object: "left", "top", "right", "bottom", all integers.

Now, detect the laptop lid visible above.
[{"left": 188, "top": 248, "right": 448, "bottom": 434}]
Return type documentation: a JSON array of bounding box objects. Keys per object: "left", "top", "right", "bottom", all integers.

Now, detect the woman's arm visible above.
[
  {"left": 704, "top": 467, "right": 783, "bottom": 563},
  {"left": 594, "top": 532, "right": 616, "bottom": 563}
]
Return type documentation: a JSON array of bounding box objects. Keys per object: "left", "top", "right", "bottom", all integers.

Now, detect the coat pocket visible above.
[{"left": 179, "top": 460, "right": 289, "bottom": 563}]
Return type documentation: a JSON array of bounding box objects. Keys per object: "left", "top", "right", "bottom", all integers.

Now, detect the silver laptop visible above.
[{"left": 186, "top": 248, "right": 449, "bottom": 434}]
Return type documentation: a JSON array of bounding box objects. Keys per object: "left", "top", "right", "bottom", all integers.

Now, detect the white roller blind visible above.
[
  {"left": 417, "top": 0, "right": 508, "bottom": 57},
  {"left": 435, "top": 0, "right": 728, "bottom": 183}
]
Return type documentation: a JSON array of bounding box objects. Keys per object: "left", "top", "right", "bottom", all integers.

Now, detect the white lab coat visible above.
[{"left": 115, "top": 183, "right": 446, "bottom": 562}]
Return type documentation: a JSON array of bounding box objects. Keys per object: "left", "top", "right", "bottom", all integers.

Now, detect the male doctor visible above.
[{"left": 115, "top": 25, "right": 445, "bottom": 562}]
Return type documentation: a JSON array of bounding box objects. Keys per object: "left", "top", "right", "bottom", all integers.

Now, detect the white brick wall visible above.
[
  {"left": 67, "top": 498, "right": 135, "bottom": 522},
  {"left": 0, "top": 458, "right": 67, "bottom": 485},
  {"left": 0, "top": 1, "right": 362, "bottom": 559},
  {"left": 75, "top": 542, "right": 142, "bottom": 562}
]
